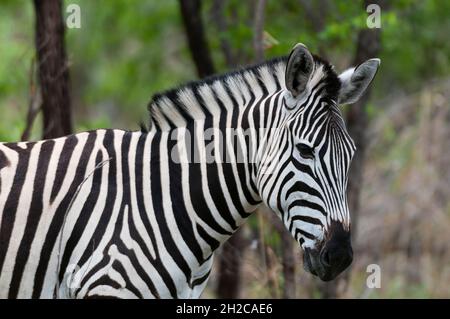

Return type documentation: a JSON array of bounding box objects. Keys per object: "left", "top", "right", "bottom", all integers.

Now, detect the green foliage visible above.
[
  {"left": 0, "top": 3, "right": 34, "bottom": 141},
  {"left": 64, "top": 0, "right": 194, "bottom": 129},
  {"left": 0, "top": 0, "right": 448, "bottom": 142},
  {"left": 0, "top": 0, "right": 449, "bottom": 298},
  {"left": 380, "top": 0, "right": 450, "bottom": 93}
]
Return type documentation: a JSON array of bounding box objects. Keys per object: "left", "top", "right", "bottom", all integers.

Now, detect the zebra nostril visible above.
[{"left": 320, "top": 248, "right": 331, "bottom": 267}]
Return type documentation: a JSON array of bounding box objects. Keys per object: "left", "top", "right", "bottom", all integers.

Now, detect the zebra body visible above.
[
  {"left": 0, "top": 130, "right": 223, "bottom": 298},
  {"left": 0, "top": 44, "right": 380, "bottom": 298}
]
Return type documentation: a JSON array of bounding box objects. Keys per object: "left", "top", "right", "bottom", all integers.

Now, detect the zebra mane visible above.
[{"left": 147, "top": 54, "right": 340, "bottom": 131}]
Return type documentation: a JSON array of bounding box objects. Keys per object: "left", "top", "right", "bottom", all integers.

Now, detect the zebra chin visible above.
[{"left": 302, "top": 223, "right": 353, "bottom": 281}]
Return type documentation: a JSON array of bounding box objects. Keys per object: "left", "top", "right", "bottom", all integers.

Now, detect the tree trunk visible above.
[
  {"left": 34, "top": 0, "right": 72, "bottom": 139},
  {"left": 178, "top": 0, "right": 215, "bottom": 77},
  {"left": 210, "top": 0, "right": 236, "bottom": 67},
  {"left": 280, "top": 226, "right": 296, "bottom": 298},
  {"left": 253, "top": 0, "right": 267, "bottom": 63},
  {"left": 216, "top": 228, "right": 246, "bottom": 298},
  {"left": 346, "top": 14, "right": 381, "bottom": 240}
]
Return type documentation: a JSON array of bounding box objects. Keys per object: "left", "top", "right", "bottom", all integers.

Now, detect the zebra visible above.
[{"left": 0, "top": 43, "right": 380, "bottom": 298}]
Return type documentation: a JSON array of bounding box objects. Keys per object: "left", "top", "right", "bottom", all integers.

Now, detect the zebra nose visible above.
[
  {"left": 320, "top": 248, "right": 331, "bottom": 267},
  {"left": 320, "top": 244, "right": 353, "bottom": 271},
  {"left": 319, "top": 222, "right": 353, "bottom": 278}
]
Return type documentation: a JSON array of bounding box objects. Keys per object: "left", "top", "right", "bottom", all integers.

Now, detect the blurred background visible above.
[{"left": 0, "top": 0, "right": 449, "bottom": 298}]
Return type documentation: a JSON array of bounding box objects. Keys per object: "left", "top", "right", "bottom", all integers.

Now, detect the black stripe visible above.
[
  {"left": 133, "top": 134, "right": 178, "bottom": 298},
  {"left": 197, "top": 225, "right": 220, "bottom": 251},
  {"left": 187, "top": 121, "right": 233, "bottom": 235},
  {"left": 194, "top": 88, "right": 239, "bottom": 228},
  {"left": 191, "top": 269, "right": 211, "bottom": 287},
  {"left": 150, "top": 132, "right": 192, "bottom": 284},
  {"left": 167, "top": 134, "right": 206, "bottom": 263},
  {"left": 0, "top": 149, "right": 9, "bottom": 190},
  {"left": 76, "top": 247, "right": 111, "bottom": 297},
  {"left": 233, "top": 77, "right": 261, "bottom": 206},
  {"left": 285, "top": 181, "right": 323, "bottom": 202},
  {"left": 58, "top": 149, "right": 104, "bottom": 282},
  {"left": 295, "top": 228, "right": 315, "bottom": 241},
  {"left": 212, "top": 87, "right": 251, "bottom": 219},
  {"left": 288, "top": 199, "right": 326, "bottom": 215},
  {"left": 290, "top": 214, "right": 323, "bottom": 225},
  {"left": 32, "top": 133, "right": 96, "bottom": 297},
  {"left": 9, "top": 140, "right": 55, "bottom": 298},
  {"left": 87, "top": 275, "right": 125, "bottom": 296},
  {"left": 50, "top": 135, "right": 78, "bottom": 203},
  {"left": 0, "top": 143, "right": 35, "bottom": 276},
  {"left": 111, "top": 260, "right": 144, "bottom": 298}
]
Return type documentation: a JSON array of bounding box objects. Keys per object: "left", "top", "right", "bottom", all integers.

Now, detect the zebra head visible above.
[{"left": 259, "top": 44, "right": 380, "bottom": 281}]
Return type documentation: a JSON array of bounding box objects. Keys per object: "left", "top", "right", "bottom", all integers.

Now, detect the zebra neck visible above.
[
  {"left": 145, "top": 58, "right": 289, "bottom": 259},
  {"left": 143, "top": 97, "right": 290, "bottom": 260},
  {"left": 145, "top": 126, "right": 263, "bottom": 259}
]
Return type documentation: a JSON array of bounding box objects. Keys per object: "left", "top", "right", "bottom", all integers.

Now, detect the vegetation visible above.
[{"left": 0, "top": 0, "right": 448, "bottom": 298}]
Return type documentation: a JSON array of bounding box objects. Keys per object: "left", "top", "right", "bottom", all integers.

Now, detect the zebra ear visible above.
[
  {"left": 338, "top": 58, "right": 380, "bottom": 105},
  {"left": 285, "top": 43, "right": 315, "bottom": 98}
]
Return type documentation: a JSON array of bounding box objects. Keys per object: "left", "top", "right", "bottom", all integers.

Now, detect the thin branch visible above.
[
  {"left": 210, "top": 0, "right": 236, "bottom": 68},
  {"left": 21, "top": 57, "right": 42, "bottom": 141},
  {"left": 253, "top": 0, "right": 267, "bottom": 63}
]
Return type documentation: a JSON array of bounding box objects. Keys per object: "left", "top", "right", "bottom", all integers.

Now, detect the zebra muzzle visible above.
[{"left": 303, "top": 226, "right": 353, "bottom": 281}]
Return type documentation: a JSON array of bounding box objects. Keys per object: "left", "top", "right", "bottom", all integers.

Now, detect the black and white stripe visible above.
[{"left": 0, "top": 43, "right": 380, "bottom": 298}]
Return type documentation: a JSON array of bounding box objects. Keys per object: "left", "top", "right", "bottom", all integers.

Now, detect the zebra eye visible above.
[{"left": 296, "top": 143, "right": 315, "bottom": 159}]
